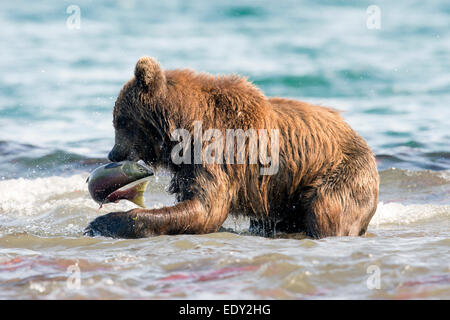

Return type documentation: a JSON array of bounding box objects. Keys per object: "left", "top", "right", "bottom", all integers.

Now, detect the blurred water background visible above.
[{"left": 0, "top": 0, "right": 449, "bottom": 299}]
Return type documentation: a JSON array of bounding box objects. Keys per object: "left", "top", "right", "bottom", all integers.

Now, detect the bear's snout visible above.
[{"left": 108, "top": 145, "right": 130, "bottom": 162}]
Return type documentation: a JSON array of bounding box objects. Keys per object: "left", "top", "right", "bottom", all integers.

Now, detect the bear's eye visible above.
[{"left": 116, "top": 116, "right": 128, "bottom": 129}]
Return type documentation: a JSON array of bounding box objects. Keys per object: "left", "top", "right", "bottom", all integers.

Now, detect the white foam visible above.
[
  {"left": 0, "top": 175, "right": 137, "bottom": 217},
  {"left": 370, "top": 202, "right": 450, "bottom": 227}
]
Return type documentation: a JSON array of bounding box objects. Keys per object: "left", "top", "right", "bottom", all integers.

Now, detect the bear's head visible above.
[{"left": 108, "top": 56, "right": 169, "bottom": 167}]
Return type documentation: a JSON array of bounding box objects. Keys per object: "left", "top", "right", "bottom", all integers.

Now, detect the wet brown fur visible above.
[{"left": 85, "top": 57, "right": 379, "bottom": 239}]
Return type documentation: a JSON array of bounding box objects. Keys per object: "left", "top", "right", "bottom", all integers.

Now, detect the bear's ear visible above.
[{"left": 134, "top": 56, "right": 166, "bottom": 93}]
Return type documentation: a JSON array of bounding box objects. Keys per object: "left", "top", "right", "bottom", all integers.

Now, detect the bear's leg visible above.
[
  {"left": 84, "top": 198, "right": 229, "bottom": 238},
  {"left": 302, "top": 175, "right": 379, "bottom": 238}
]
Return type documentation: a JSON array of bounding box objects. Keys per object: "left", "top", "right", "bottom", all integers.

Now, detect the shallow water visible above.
[
  {"left": 0, "top": 0, "right": 449, "bottom": 299},
  {"left": 0, "top": 169, "right": 448, "bottom": 299}
]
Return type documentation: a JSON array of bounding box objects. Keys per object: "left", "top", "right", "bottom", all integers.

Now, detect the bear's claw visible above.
[{"left": 84, "top": 211, "right": 137, "bottom": 238}]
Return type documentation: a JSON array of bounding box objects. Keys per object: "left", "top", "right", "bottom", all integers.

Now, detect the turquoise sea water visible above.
[
  {"left": 0, "top": 1, "right": 449, "bottom": 299},
  {"left": 1, "top": 0, "right": 450, "bottom": 176}
]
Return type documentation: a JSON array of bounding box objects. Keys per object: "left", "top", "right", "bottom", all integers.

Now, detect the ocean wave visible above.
[
  {"left": 376, "top": 152, "right": 450, "bottom": 171},
  {"left": 370, "top": 202, "right": 450, "bottom": 227},
  {"left": 0, "top": 141, "right": 108, "bottom": 179},
  {"left": 379, "top": 168, "right": 450, "bottom": 205}
]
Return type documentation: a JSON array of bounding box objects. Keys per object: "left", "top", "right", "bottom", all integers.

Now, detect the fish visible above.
[{"left": 87, "top": 160, "right": 154, "bottom": 208}]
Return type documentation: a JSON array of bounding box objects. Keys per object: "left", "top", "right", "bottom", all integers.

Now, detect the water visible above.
[{"left": 0, "top": 0, "right": 449, "bottom": 299}]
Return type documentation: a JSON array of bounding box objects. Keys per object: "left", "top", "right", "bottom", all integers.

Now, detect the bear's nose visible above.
[
  {"left": 107, "top": 150, "right": 117, "bottom": 162},
  {"left": 108, "top": 147, "right": 124, "bottom": 162}
]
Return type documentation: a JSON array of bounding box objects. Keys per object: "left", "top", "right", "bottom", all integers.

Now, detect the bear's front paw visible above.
[{"left": 84, "top": 211, "right": 138, "bottom": 238}]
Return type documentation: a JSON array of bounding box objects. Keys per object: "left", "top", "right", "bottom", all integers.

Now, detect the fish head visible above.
[{"left": 87, "top": 160, "right": 153, "bottom": 206}]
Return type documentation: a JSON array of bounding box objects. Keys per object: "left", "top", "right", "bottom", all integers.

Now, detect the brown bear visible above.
[{"left": 84, "top": 57, "right": 379, "bottom": 239}]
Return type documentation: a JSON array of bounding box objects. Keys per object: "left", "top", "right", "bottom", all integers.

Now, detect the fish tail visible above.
[{"left": 130, "top": 181, "right": 148, "bottom": 208}]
